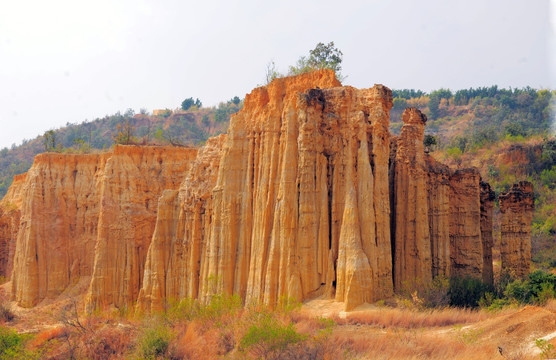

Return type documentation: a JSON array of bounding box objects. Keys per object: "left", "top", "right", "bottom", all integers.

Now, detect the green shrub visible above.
[
  {"left": 449, "top": 277, "right": 491, "bottom": 308},
  {"left": 0, "top": 326, "right": 38, "bottom": 359},
  {"left": 0, "top": 327, "right": 24, "bottom": 358},
  {"left": 276, "top": 296, "right": 302, "bottom": 315},
  {"left": 240, "top": 314, "right": 306, "bottom": 359},
  {"left": 504, "top": 279, "right": 530, "bottom": 303},
  {"left": 497, "top": 270, "right": 556, "bottom": 306},
  {"left": 527, "top": 270, "right": 556, "bottom": 304},
  {"left": 165, "top": 293, "right": 242, "bottom": 326},
  {"left": 536, "top": 338, "right": 556, "bottom": 360},
  {"left": 137, "top": 324, "right": 172, "bottom": 360},
  {"left": 198, "top": 293, "right": 242, "bottom": 324},
  {"left": 446, "top": 147, "right": 463, "bottom": 159},
  {"left": 478, "top": 292, "right": 513, "bottom": 311},
  {"left": 540, "top": 166, "right": 556, "bottom": 189}
]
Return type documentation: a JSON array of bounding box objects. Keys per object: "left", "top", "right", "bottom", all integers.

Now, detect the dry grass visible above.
[
  {"left": 545, "top": 299, "right": 556, "bottom": 312},
  {"left": 170, "top": 321, "right": 224, "bottom": 360},
  {"left": 81, "top": 325, "right": 134, "bottom": 360},
  {"left": 0, "top": 289, "right": 14, "bottom": 324},
  {"left": 335, "top": 307, "right": 490, "bottom": 329},
  {"left": 6, "top": 294, "right": 552, "bottom": 360},
  {"left": 29, "top": 326, "right": 67, "bottom": 349},
  {"left": 329, "top": 328, "right": 499, "bottom": 360}
]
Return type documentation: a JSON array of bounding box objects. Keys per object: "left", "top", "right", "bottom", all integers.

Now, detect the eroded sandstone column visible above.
[
  {"left": 480, "top": 181, "right": 495, "bottom": 285},
  {"left": 449, "top": 168, "right": 483, "bottom": 279},
  {"left": 500, "top": 181, "right": 534, "bottom": 278},
  {"left": 426, "top": 156, "right": 451, "bottom": 279},
  {"left": 137, "top": 135, "right": 225, "bottom": 313},
  {"left": 393, "top": 108, "right": 431, "bottom": 291}
]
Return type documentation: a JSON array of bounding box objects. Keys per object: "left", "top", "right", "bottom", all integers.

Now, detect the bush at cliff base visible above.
[{"left": 478, "top": 270, "right": 556, "bottom": 310}]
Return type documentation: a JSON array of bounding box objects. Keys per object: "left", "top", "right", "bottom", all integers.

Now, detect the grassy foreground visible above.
[{"left": 0, "top": 284, "right": 555, "bottom": 360}]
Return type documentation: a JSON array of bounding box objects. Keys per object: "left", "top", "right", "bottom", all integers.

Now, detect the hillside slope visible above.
[{"left": 0, "top": 102, "right": 240, "bottom": 197}]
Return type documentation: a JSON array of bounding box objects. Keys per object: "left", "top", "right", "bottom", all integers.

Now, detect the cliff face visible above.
[
  {"left": 11, "top": 153, "right": 106, "bottom": 307},
  {"left": 85, "top": 146, "right": 198, "bottom": 310},
  {"left": 500, "top": 181, "right": 534, "bottom": 278},
  {"left": 139, "top": 70, "right": 396, "bottom": 311},
  {"left": 2, "top": 70, "right": 535, "bottom": 312},
  {"left": 9, "top": 146, "right": 196, "bottom": 308}
]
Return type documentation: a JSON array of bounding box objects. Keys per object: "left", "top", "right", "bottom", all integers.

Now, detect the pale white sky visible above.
[{"left": 0, "top": 0, "right": 554, "bottom": 149}]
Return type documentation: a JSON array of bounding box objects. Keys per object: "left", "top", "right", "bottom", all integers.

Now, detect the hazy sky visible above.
[{"left": 0, "top": 0, "right": 554, "bottom": 149}]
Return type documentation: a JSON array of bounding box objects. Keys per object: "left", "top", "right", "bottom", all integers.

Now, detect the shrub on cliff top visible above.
[
  {"left": 265, "top": 41, "right": 345, "bottom": 84},
  {"left": 289, "top": 41, "right": 344, "bottom": 81}
]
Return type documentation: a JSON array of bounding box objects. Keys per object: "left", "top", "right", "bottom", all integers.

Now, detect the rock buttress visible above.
[
  {"left": 86, "top": 146, "right": 197, "bottom": 310},
  {"left": 449, "top": 168, "right": 483, "bottom": 279},
  {"left": 499, "top": 181, "right": 534, "bottom": 278},
  {"left": 480, "top": 181, "right": 495, "bottom": 285},
  {"left": 0, "top": 173, "right": 26, "bottom": 279},
  {"left": 392, "top": 108, "right": 431, "bottom": 291}
]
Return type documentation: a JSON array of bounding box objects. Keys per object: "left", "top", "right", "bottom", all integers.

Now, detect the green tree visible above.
[
  {"left": 428, "top": 95, "right": 440, "bottom": 119},
  {"left": 43, "top": 130, "right": 56, "bottom": 152},
  {"left": 231, "top": 96, "right": 241, "bottom": 105},
  {"left": 424, "top": 134, "right": 437, "bottom": 150},
  {"left": 288, "top": 41, "right": 344, "bottom": 80},
  {"left": 393, "top": 97, "right": 408, "bottom": 110},
  {"left": 112, "top": 119, "right": 135, "bottom": 145},
  {"left": 428, "top": 89, "right": 452, "bottom": 120},
  {"left": 181, "top": 98, "right": 202, "bottom": 110},
  {"left": 124, "top": 108, "right": 135, "bottom": 117},
  {"left": 181, "top": 98, "right": 195, "bottom": 111}
]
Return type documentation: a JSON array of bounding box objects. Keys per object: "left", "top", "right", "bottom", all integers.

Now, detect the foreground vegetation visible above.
[
  {"left": 0, "top": 294, "right": 507, "bottom": 360},
  {"left": 0, "top": 268, "right": 554, "bottom": 359}
]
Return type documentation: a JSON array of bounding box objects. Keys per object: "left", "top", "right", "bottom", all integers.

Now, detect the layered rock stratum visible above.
[{"left": 0, "top": 70, "right": 535, "bottom": 311}]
